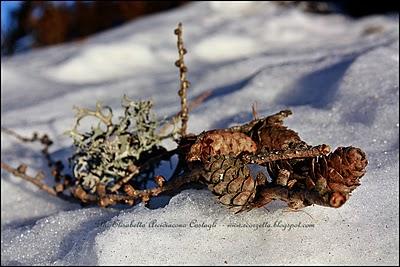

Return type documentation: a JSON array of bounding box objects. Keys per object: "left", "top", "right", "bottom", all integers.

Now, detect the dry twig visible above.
[
  {"left": 241, "top": 144, "right": 331, "bottom": 165},
  {"left": 1, "top": 161, "right": 57, "bottom": 196},
  {"left": 175, "top": 22, "right": 190, "bottom": 137}
]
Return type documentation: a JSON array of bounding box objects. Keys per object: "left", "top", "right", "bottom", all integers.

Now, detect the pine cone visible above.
[
  {"left": 202, "top": 156, "right": 257, "bottom": 213},
  {"left": 290, "top": 146, "right": 367, "bottom": 207},
  {"left": 322, "top": 146, "right": 368, "bottom": 207},
  {"left": 244, "top": 109, "right": 309, "bottom": 152},
  {"left": 325, "top": 146, "right": 367, "bottom": 187},
  {"left": 263, "top": 146, "right": 367, "bottom": 208},
  {"left": 258, "top": 125, "right": 307, "bottom": 151},
  {"left": 187, "top": 130, "right": 257, "bottom": 162}
]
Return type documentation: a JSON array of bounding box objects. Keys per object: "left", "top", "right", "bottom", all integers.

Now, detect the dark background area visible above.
[
  {"left": 1, "top": 1, "right": 399, "bottom": 56},
  {"left": 1, "top": 1, "right": 188, "bottom": 55}
]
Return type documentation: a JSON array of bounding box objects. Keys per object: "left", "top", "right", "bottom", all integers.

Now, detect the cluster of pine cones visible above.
[{"left": 184, "top": 110, "right": 368, "bottom": 213}]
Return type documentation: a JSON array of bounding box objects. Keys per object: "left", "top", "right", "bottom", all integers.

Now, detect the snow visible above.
[{"left": 1, "top": 2, "right": 399, "bottom": 265}]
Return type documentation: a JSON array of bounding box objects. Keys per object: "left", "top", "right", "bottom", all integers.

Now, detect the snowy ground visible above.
[{"left": 1, "top": 2, "right": 399, "bottom": 265}]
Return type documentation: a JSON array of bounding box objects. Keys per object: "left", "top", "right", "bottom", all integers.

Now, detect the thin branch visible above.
[
  {"left": 75, "top": 167, "right": 203, "bottom": 207},
  {"left": 253, "top": 185, "right": 331, "bottom": 209},
  {"left": 1, "top": 126, "right": 55, "bottom": 163},
  {"left": 175, "top": 22, "right": 190, "bottom": 137},
  {"left": 225, "top": 110, "right": 293, "bottom": 133},
  {"left": 1, "top": 127, "right": 70, "bottom": 185},
  {"left": 109, "top": 165, "right": 140, "bottom": 192},
  {"left": 241, "top": 144, "right": 331, "bottom": 165},
  {"left": 1, "top": 161, "right": 58, "bottom": 196},
  {"left": 251, "top": 102, "right": 259, "bottom": 120}
]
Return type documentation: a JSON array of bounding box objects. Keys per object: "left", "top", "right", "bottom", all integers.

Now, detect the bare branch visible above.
[
  {"left": 241, "top": 144, "right": 331, "bottom": 165},
  {"left": 253, "top": 185, "right": 330, "bottom": 210},
  {"left": 74, "top": 167, "right": 203, "bottom": 207},
  {"left": 1, "top": 127, "right": 70, "bottom": 185},
  {"left": 175, "top": 22, "right": 190, "bottom": 137},
  {"left": 1, "top": 161, "right": 58, "bottom": 196}
]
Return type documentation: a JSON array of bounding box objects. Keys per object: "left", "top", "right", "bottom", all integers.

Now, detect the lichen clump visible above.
[{"left": 68, "top": 95, "right": 165, "bottom": 193}]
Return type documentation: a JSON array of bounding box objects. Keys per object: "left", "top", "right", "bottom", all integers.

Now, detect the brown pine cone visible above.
[
  {"left": 322, "top": 146, "right": 368, "bottom": 207},
  {"left": 286, "top": 146, "right": 367, "bottom": 208},
  {"left": 202, "top": 156, "right": 258, "bottom": 213},
  {"left": 187, "top": 130, "right": 257, "bottom": 162},
  {"left": 262, "top": 146, "right": 367, "bottom": 208},
  {"left": 258, "top": 125, "right": 307, "bottom": 151},
  {"left": 325, "top": 146, "right": 367, "bottom": 188},
  {"left": 250, "top": 123, "right": 308, "bottom": 152},
  {"left": 244, "top": 110, "right": 309, "bottom": 152}
]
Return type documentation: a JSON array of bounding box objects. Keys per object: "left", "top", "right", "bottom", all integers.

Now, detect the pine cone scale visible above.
[
  {"left": 232, "top": 191, "right": 253, "bottom": 206},
  {"left": 227, "top": 177, "right": 244, "bottom": 193}
]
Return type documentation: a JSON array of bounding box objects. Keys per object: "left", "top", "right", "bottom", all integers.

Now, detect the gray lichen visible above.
[{"left": 68, "top": 95, "right": 175, "bottom": 193}]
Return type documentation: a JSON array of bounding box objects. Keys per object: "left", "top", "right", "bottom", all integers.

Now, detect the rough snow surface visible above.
[{"left": 1, "top": 2, "right": 399, "bottom": 265}]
